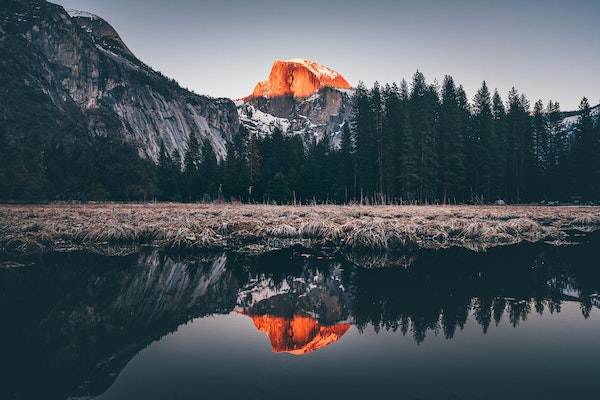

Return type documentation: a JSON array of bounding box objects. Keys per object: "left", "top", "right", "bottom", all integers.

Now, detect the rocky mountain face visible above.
[
  {"left": 0, "top": 0, "right": 239, "bottom": 162},
  {"left": 246, "top": 314, "right": 351, "bottom": 355},
  {"left": 235, "top": 261, "right": 352, "bottom": 354},
  {"left": 246, "top": 59, "right": 351, "bottom": 99},
  {"left": 239, "top": 59, "right": 353, "bottom": 146}
]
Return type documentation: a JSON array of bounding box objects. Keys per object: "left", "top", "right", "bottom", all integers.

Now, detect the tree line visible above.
[
  {"left": 1, "top": 71, "right": 599, "bottom": 203},
  {"left": 157, "top": 71, "right": 599, "bottom": 204}
]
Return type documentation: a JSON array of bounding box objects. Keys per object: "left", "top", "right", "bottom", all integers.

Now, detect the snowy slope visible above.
[{"left": 239, "top": 87, "right": 353, "bottom": 148}]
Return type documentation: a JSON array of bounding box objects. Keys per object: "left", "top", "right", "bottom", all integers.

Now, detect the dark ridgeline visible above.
[{"left": 1, "top": 236, "right": 599, "bottom": 399}]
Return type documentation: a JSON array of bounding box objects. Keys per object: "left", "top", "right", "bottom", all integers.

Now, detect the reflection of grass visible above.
[{"left": 1, "top": 204, "right": 599, "bottom": 255}]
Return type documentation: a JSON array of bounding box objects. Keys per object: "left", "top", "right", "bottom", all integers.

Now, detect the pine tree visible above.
[
  {"left": 546, "top": 101, "right": 567, "bottom": 200},
  {"left": 506, "top": 88, "right": 533, "bottom": 202},
  {"left": 352, "top": 82, "right": 377, "bottom": 200},
  {"left": 532, "top": 100, "right": 550, "bottom": 198},
  {"left": 409, "top": 71, "right": 439, "bottom": 202},
  {"left": 572, "top": 97, "right": 596, "bottom": 199},
  {"left": 471, "top": 81, "right": 497, "bottom": 201},
  {"left": 266, "top": 172, "right": 290, "bottom": 204},
  {"left": 438, "top": 75, "right": 465, "bottom": 203},
  {"left": 223, "top": 127, "right": 250, "bottom": 201},
  {"left": 183, "top": 133, "right": 201, "bottom": 201},
  {"left": 397, "top": 79, "right": 419, "bottom": 201},
  {"left": 519, "top": 94, "right": 537, "bottom": 201},
  {"left": 157, "top": 140, "right": 176, "bottom": 200},
  {"left": 246, "top": 130, "right": 261, "bottom": 201},
  {"left": 337, "top": 122, "right": 355, "bottom": 202},
  {"left": 199, "top": 138, "right": 219, "bottom": 200},
  {"left": 370, "top": 82, "right": 385, "bottom": 199},
  {"left": 492, "top": 90, "right": 508, "bottom": 200}
]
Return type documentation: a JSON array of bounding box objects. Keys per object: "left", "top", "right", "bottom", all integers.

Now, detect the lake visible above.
[{"left": 1, "top": 236, "right": 599, "bottom": 399}]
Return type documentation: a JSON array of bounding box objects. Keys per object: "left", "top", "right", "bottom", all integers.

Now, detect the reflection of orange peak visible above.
[
  {"left": 247, "top": 59, "right": 352, "bottom": 100},
  {"left": 247, "top": 314, "right": 351, "bottom": 355}
]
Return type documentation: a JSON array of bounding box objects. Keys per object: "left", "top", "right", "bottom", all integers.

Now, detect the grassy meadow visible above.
[{"left": 1, "top": 203, "right": 599, "bottom": 256}]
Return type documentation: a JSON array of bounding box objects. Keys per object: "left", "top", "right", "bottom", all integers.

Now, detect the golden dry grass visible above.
[{"left": 1, "top": 203, "right": 599, "bottom": 255}]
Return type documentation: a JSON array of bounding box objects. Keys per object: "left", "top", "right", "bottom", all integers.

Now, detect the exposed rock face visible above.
[
  {"left": 0, "top": 0, "right": 239, "bottom": 161},
  {"left": 239, "top": 59, "right": 353, "bottom": 146},
  {"left": 238, "top": 87, "right": 352, "bottom": 146},
  {"left": 236, "top": 262, "right": 352, "bottom": 354},
  {"left": 247, "top": 59, "right": 351, "bottom": 99},
  {"left": 247, "top": 314, "right": 351, "bottom": 355}
]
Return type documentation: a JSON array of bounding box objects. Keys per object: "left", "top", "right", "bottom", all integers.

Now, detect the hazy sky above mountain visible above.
[{"left": 53, "top": 0, "right": 599, "bottom": 110}]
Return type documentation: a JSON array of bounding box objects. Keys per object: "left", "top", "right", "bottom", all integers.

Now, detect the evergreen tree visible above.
[
  {"left": 199, "top": 138, "right": 219, "bottom": 200},
  {"left": 505, "top": 88, "right": 533, "bottom": 202},
  {"left": 519, "top": 94, "right": 537, "bottom": 201},
  {"left": 246, "top": 130, "right": 261, "bottom": 201},
  {"left": 409, "top": 71, "right": 439, "bottom": 202},
  {"left": 370, "top": 82, "right": 385, "bottom": 199},
  {"left": 157, "top": 140, "right": 179, "bottom": 200},
  {"left": 438, "top": 75, "right": 465, "bottom": 203},
  {"left": 471, "top": 81, "right": 498, "bottom": 201},
  {"left": 492, "top": 90, "right": 508, "bottom": 200},
  {"left": 337, "top": 122, "right": 356, "bottom": 202},
  {"left": 266, "top": 172, "right": 290, "bottom": 203},
  {"left": 352, "top": 82, "right": 377, "bottom": 200},
  {"left": 183, "top": 133, "right": 201, "bottom": 200},
  {"left": 572, "top": 97, "right": 597, "bottom": 199},
  {"left": 396, "top": 79, "right": 419, "bottom": 201},
  {"left": 546, "top": 101, "right": 567, "bottom": 199},
  {"left": 532, "top": 100, "right": 550, "bottom": 198},
  {"left": 223, "top": 127, "right": 250, "bottom": 201}
]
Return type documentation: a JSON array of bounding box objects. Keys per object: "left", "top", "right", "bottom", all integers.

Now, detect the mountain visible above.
[
  {"left": 238, "top": 59, "right": 353, "bottom": 146},
  {"left": 235, "top": 260, "right": 352, "bottom": 355},
  {"left": 246, "top": 314, "right": 351, "bottom": 355},
  {"left": 246, "top": 59, "right": 351, "bottom": 99},
  {"left": 0, "top": 0, "right": 239, "bottom": 165}
]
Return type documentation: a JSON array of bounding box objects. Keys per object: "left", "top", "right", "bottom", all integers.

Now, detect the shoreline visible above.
[{"left": 1, "top": 204, "right": 599, "bottom": 257}]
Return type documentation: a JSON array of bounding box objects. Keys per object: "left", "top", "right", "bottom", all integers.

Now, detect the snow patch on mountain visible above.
[
  {"left": 239, "top": 87, "right": 353, "bottom": 148},
  {"left": 65, "top": 9, "right": 100, "bottom": 20},
  {"left": 238, "top": 103, "right": 291, "bottom": 136},
  {"left": 561, "top": 104, "right": 600, "bottom": 130},
  {"left": 285, "top": 58, "right": 342, "bottom": 80}
]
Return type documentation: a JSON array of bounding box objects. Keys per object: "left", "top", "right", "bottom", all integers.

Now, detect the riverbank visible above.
[{"left": 1, "top": 204, "right": 599, "bottom": 256}]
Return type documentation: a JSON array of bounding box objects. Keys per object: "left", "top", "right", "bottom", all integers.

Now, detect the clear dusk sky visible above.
[{"left": 53, "top": 0, "right": 600, "bottom": 110}]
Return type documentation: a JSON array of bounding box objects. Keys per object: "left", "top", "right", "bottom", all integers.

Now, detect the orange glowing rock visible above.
[
  {"left": 246, "top": 314, "right": 351, "bottom": 355},
  {"left": 247, "top": 59, "right": 352, "bottom": 99}
]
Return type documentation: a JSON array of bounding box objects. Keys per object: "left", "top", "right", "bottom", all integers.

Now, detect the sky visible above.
[{"left": 53, "top": 0, "right": 600, "bottom": 110}]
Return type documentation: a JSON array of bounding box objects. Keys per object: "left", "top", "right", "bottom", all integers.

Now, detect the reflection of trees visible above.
[
  {"left": 346, "top": 241, "right": 600, "bottom": 343},
  {"left": 0, "top": 238, "right": 599, "bottom": 398}
]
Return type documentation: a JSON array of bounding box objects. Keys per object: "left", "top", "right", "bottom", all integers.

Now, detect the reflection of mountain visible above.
[
  {"left": 0, "top": 251, "right": 239, "bottom": 400},
  {"left": 235, "top": 262, "right": 351, "bottom": 325},
  {"left": 1, "top": 236, "right": 599, "bottom": 399},
  {"left": 236, "top": 261, "right": 352, "bottom": 354},
  {"left": 246, "top": 314, "right": 351, "bottom": 355}
]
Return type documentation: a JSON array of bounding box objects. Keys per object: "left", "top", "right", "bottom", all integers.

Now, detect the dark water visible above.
[{"left": 1, "top": 237, "right": 600, "bottom": 400}]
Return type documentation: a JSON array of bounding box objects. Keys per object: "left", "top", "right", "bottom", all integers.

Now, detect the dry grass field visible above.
[{"left": 1, "top": 204, "right": 599, "bottom": 256}]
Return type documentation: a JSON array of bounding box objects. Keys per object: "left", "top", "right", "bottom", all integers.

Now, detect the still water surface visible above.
[{"left": 1, "top": 238, "right": 599, "bottom": 399}]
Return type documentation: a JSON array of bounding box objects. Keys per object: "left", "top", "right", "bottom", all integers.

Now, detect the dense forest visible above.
[{"left": 1, "top": 71, "right": 599, "bottom": 204}]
